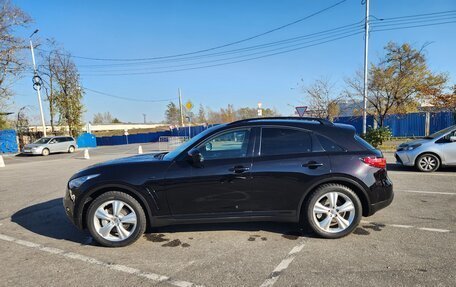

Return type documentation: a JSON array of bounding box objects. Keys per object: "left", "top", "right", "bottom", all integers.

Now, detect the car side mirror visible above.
[
  {"left": 450, "top": 136, "right": 456, "bottom": 142},
  {"left": 188, "top": 148, "right": 204, "bottom": 167}
]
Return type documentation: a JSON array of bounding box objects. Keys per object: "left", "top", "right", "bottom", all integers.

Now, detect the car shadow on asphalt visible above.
[
  {"left": 11, "top": 198, "right": 315, "bottom": 245},
  {"left": 11, "top": 198, "right": 90, "bottom": 245}
]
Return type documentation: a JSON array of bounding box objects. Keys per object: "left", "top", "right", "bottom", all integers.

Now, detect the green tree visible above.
[
  {"left": 165, "top": 102, "right": 180, "bottom": 125},
  {"left": 345, "top": 42, "right": 448, "bottom": 127}
]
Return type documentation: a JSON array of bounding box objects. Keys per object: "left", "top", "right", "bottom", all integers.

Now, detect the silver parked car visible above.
[
  {"left": 22, "top": 136, "right": 77, "bottom": 156},
  {"left": 395, "top": 125, "right": 456, "bottom": 172}
]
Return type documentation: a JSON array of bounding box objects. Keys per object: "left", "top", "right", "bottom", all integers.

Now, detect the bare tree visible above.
[{"left": 302, "top": 77, "right": 340, "bottom": 122}]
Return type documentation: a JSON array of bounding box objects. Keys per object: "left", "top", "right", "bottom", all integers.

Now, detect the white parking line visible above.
[
  {"left": 259, "top": 241, "right": 306, "bottom": 287},
  {"left": 361, "top": 220, "right": 452, "bottom": 233},
  {"left": 397, "top": 189, "right": 455, "bottom": 195},
  {"left": 0, "top": 233, "right": 202, "bottom": 287},
  {"left": 390, "top": 171, "right": 456, "bottom": 177},
  {"left": 418, "top": 227, "right": 451, "bottom": 233}
]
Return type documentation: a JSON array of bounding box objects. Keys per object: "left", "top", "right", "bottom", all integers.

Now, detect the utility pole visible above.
[
  {"left": 142, "top": 113, "right": 146, "bottom": 124},
  {"left": 362, "top": 0, "right": 370, "bottom": 135},
  {"left": 178, "top": 88, "right": 184, "bottom": 127},
  {"left": 29, "top": 29, "right": 47, "bottom": 137}
]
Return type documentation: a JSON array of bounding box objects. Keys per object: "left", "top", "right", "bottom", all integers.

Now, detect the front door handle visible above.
[
  {"left": 302, "top": 161, "right": 324, "bottom": 169},
  {"left": 229, "top": 166, "right": 250, "bottom": 173}
]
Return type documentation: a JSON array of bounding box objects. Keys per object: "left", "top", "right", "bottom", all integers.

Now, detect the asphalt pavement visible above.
[{"left": 0, "top": 144, "right": 454, "bottom": 286}]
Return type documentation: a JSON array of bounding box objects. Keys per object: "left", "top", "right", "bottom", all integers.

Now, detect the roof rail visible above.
[{"left": 228, "top": 117, "right": 334, "bottom": 126}]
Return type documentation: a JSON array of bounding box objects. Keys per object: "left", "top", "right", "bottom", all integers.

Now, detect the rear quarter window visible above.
[
  {"left": 354, "top": 135, "right": 376, "bottom": 150},
  {"left": 316, "top": 134, "right": 344, "bottom": 152}
]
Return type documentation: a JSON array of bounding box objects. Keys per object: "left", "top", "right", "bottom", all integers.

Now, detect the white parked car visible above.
[
  {"left": 22, "top": 136, "right": 77, "bottom": 156},
  {"left": 395, "top": 125, "right": 456, "bottom": 172}
]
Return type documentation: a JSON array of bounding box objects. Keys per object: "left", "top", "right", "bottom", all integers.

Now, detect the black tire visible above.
[
  {"left": 86, "top": 191, "right": 147, "bottom": 247},
  {"left": 415, "top": 153, "right": 440, "bottom": 172},
  {"left": 68, "top": 145, "right": 75, "bottom": 153},
  {"left": 302, "top": 183, "right": 362, "bottom": 239},
  {"left": 42, "top": 148, "right": 50, "bottom": 156}
]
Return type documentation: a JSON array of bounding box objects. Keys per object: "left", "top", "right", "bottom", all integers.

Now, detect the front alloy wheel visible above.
[
  {"left": 87, "top": 191, "right": 146, "bottom": 247},
  {"left": 304, "top": 184, "right": 361, "bottom": 239},
  {"left": 416, "top": 154, "right": 440, "bottom": 172}
]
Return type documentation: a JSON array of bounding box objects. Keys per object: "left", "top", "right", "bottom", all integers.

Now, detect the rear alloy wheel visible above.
[
  {"left": 68, "top": 145, "right": 75, "bottom": 153},
  {"left": 42, "top": 148, "right": 50, "bottom": 156},
  {"left": 86, "top": 191, "right": 146, "bottom": 247},
  {"left": 416, "top": 154, "right": 440, "bottom": 172},
  {"left": 303, "top": 184, "right": 361, "bottom": 239}
]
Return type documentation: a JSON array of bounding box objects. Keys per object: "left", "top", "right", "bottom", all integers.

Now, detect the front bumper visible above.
[
  {"left": 395, "top": 151, "right": 415, "bottom": 166},
  {"left": 63, "top": 187, "right": 79, "bottom": 228},
  {"left": 22, "top": 149, "right": 42, "bottom": 155}
]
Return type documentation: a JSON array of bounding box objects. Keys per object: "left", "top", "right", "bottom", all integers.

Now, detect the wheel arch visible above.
[
  {"left": 297, "top": 176, "right": 371, "bottom": 219},
  {"left": 76, "top": 184, "right": 154, "bottom": 231}
]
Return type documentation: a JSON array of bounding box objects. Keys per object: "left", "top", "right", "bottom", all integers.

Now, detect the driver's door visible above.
[
  {"left": 437, "top": 129, "right": 456, "bottom": 165},
  {"left": 164, "top": 128, "right": 255, "bottom": 217}
]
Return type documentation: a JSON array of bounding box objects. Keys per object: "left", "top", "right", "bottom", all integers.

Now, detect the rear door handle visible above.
[
  {"left": 229, "top": 166, "right": 250, "bottom": 173},
  {"left": 302, "top": 161, "right": 324, "bottom": 169}
]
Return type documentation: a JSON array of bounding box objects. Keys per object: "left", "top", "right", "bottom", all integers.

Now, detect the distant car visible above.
[
  {"left": 395, "top": 125, "right": 456, "bottom": 172},
  {"left": 22, "top": 136, "right": 77, "bottom": 156},
  {"left": 64, "top": 117, "right": 393, "bottom": 247}
]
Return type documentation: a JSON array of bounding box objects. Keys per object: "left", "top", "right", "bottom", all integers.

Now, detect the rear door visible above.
[{"left": 248, "top": 126, "right": 331, "bottom": 218}]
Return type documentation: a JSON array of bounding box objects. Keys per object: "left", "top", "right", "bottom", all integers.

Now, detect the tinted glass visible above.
[
  {"left": 34, "top": 137, "right": 51, "bottom": 144},
  {"left": 261, "top": 128, "right": 312, "bottom": 156},
  {"left": 198, "top": 129, "right": 250, "bottom": 160},
  {"left": 317, "top": 134, "right": 344, "bottom": 152},
  {"left": 56, "top": 137, "right": 66, "bottom": 143},
  {"left": 355, "top": 135, "right": 376, "bottom": 150}
]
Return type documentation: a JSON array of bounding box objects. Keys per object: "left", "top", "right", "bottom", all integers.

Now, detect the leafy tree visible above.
[
  {"left": 301, "top": 77, "right": 340, "bottom": 122},
  {"left": 165, "top": 102, "right": 181, "bottom": 125},
  {"left": 364, "top": 126, "right": 392, "bottom": 148},
  {"left": 112, "top": 118, "right": 121, "bottom": 123},
  {"left": 431, "top": 85, "right": 456, "bottom": 112},
  {"left": 52, "top": 51, "right": 84, "bottom": 137},
  {"left": 0, "top": 0, "right": 31, "bottom": 124},
  {"left": 345, "top": 42, "right": 448, "bottom": 127}
]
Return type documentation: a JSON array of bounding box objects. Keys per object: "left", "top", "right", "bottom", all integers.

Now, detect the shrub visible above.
[{"left": 364, "top": 126, "right": 392, "bottom": 148}]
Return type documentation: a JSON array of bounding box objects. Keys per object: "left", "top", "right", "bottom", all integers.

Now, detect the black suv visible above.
[{"left": 64, "top": 117, "right": 393, "bottom": 247}]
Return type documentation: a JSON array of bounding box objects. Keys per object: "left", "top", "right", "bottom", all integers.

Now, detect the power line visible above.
[
  {"left": 38, "top": 0, "right": 347, "bottom": 62},
  {"left": 76, "top": 16, "right": 456, "bottom": 76},
  {"left": 84, "top": 87, "right": 177, "bottom": 103}
]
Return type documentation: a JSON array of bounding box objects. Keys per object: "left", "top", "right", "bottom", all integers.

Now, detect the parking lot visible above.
[{"left": 0, "top": 144, "right": 455, "bottom": 287}]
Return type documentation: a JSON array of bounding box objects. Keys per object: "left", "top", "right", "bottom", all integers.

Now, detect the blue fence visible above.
[
  {"left": 96, "top": 125, "right": 218, "bottom": 146},
  {"left": 335, "top": 112, "right": 455, "bottom": 137},
  {"left": 0, "top": 129, "right": 18, "bottom": 153}
]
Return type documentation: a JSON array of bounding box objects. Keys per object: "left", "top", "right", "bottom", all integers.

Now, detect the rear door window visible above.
[{"left": 260, "top": 127, "right": 312, "bottom": 156}]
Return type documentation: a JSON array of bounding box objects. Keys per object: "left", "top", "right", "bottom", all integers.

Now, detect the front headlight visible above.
[
  {"left": 406, "top": 144, "right": 421, "bottom": 150},
  {"left": 68, "top": 174, "right": 100, "bottom": 189}
]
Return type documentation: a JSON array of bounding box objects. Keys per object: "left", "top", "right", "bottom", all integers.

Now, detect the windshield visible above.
[
  {"left": 33, "top": 137, "right": 51, "bottom": 144},
  {"left": 426, "top": 125, "right": 456, "bottom": 139},
  {"left": 163, "top": 125, "right": 224, "bottom": 160}
]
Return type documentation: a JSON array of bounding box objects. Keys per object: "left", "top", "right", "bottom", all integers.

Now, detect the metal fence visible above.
[
  {"left": 335, "top": 111, "right": 455, "bottom": 137},
  {"left": 158, "top": 136, "right": 189, "bottom": 151}
]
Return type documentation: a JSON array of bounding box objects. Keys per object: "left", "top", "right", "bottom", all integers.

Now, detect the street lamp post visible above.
[{"left": 29, "top": 29, "right": 47, "bottom": 137}]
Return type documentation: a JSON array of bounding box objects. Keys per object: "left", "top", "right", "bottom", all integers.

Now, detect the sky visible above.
[{"left": 9, "top": 0, "right": 456, "bottom": 124}]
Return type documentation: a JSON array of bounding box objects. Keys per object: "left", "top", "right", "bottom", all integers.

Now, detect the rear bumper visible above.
[{"left": 369, "top": 191, "right": 394, "bottom": 215}]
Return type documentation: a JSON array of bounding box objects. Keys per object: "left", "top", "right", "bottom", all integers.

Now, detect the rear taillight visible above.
[{"left": 361, "top": 156, "right": 387, "bottom": 169}]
